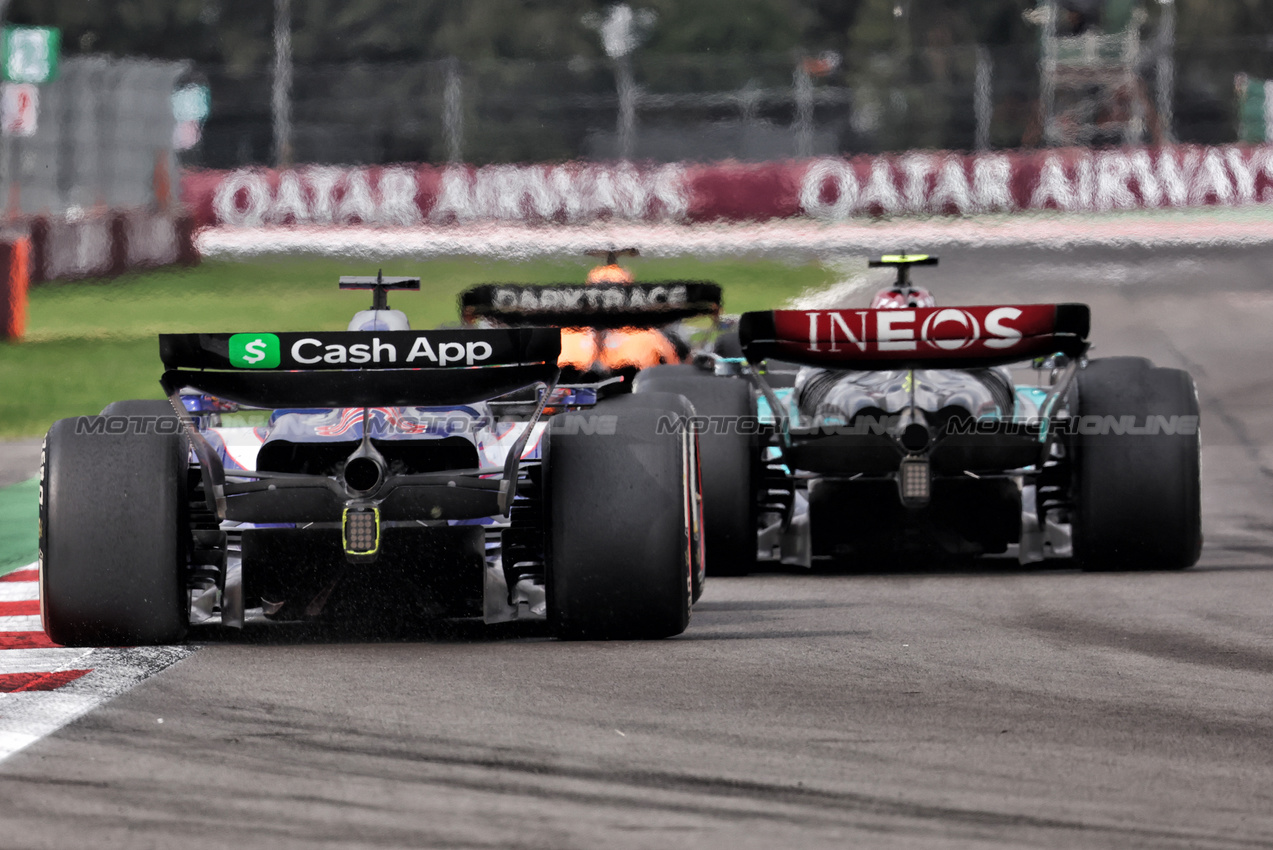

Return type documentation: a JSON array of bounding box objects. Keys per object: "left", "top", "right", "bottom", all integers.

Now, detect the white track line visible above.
[
  {"left": 197, "top": 215, "right": 1273, "bottom": 260},
  {"left": 0, "top": 645, "right": 194, "bottom": 760},
  {"left": 0, "top": 564, "right": 196, "bottom": 763}
]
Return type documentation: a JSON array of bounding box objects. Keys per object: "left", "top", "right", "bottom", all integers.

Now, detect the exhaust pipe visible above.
[
  {"left": 343, "top": 444, "right": 386, "bottom": 496},
  {"left": 893, "top": 409, "right": 932, "bottom": 453},
  {"left": 899, "top": 421, "right": 931, "bottom": 453}
]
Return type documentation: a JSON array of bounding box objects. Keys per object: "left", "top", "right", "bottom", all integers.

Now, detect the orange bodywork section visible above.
[
  {"left": 598, "top": 328, "right": 679, "bottom": 370},
  {"left": 558, "top": 328, "right": 600, "bottom": 371},
  {"left": 586, "top": 264, "right": 634, "bottom": 285},
  {"left": 557, "top": 261, "right": 681, "bottom": 372},
  {"left": 557, "top": 327, "right": 679, "bottom": 371}
]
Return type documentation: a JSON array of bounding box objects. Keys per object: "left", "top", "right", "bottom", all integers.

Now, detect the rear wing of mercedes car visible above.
[
  {"left": 459, "top": 282, "right": 722, "bottom": 329},
  {"left": 736, "top": 303, "right": 1090, "bottom": 452},
  {"left": 738, "top": 304, "right": 1090, "bottom": 370}
]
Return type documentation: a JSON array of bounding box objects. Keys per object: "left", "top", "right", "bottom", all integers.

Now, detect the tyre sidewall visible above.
[{"left": 545, "top": 393, "right": 694, "bottom": 639}]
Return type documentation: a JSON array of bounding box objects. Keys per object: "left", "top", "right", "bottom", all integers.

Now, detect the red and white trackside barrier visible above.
[
  {"left": 1, "top": 209, "right": 197, "bottom": 340},
  {"left": 183, "top": 145, "right": 1273, "bottom": 229},
  {"left": 26, "top": 209, "right": 199, "bottom": 284}
]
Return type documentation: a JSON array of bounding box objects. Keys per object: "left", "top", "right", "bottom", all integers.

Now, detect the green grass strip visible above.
[
  {"left": 0, "top": 477, "right": 38, "bottom": 575},
  {"left": 1, "top": 255, "right": 835, "bottom": 437}
]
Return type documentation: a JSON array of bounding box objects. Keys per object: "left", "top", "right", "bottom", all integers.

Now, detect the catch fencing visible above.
[
  {"left": 189, "top": 33, "right": 1273, "bottom": 170},
  {"left": 2, "top": 56, "right": 186, "bottom": 216},
  {"left": 0, "top": 56, "right": 200, "bottom": 285}
]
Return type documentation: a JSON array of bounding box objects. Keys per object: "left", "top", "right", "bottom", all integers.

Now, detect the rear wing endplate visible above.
[
  {"left": 460, "top": 281, "right": 722, "bottom": 329},
  {"left": 739, "top": 304, "right": 1090, "bottom": 369}
]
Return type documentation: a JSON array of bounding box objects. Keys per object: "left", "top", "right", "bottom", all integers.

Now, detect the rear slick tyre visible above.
[
  {"left": 40, "top": 414, "right": 189, "bottom": 646},
  {"left": 633, "top": 365, "right": 759, "bottom": 576},
  {"left": 100, "top": 399, "right": 179, "bottom": 419},
  {"left": 1070, "top": 358, "right": 1202, "bottom": 571},
  {"left": 545, "top": 393, "right": 696, "bottom": 640}
]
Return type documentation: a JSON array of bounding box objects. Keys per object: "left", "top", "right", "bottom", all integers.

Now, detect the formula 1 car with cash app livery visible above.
[{"left": 39, "top": 274, "right": 705, "bottom": 646}]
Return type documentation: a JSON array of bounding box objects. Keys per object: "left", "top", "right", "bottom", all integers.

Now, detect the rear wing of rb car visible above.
[{"left": 157, "top": 327, "right": 562, "bottom": 518}]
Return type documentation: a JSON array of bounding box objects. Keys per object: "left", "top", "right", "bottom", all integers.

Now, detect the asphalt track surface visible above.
[{"left": 3, "top": 242, "right": 1273, "bottom": 849}]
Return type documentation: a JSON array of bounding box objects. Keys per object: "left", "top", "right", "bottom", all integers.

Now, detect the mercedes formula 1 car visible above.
[
  {"left": 629, "top": 255, "right": 1202, "bottom": 573},
  {"left": 39, "top": 275, "right": 708, "bottom": 646}
]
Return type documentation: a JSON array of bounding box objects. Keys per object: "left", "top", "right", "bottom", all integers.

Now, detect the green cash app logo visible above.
[{"left": 228, "top": 333, "right": 281, "bottom": 369}]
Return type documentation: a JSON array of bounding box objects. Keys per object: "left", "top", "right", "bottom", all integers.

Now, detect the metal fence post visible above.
[
  {"left": 616, "top": 53, "right": 637, "bottom": 161},
  {"left": 1156, "top": 0, "right": 1175, "bottom": 143},
  {"left": 975, "top": 45, "right": 993, "bottom": 150},
  {"left": 272, "top": 0, "right": 293, "bottom": 168},
  {"left": 1039, "top": 0, "right": 1059, "bottom": 146},
  {"left": 587, "top": 4, "right": 652, "bottom": 162},
  {"left": 793, "top": 65, "right": 813, "bottom": 158},
  {"left": 444, "top": 57, "right": 463, "bottom": 163},
  {"left": 0, "top": 0, "right": 9, "bottom": 216}
]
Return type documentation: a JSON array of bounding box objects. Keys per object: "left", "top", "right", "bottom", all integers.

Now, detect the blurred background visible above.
[
  {"left": 5, "top": 0, "right": 1273, "bottom": 178},
  {"left": 3, "top": 0, "right": 1273, "bottom": 442}
]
